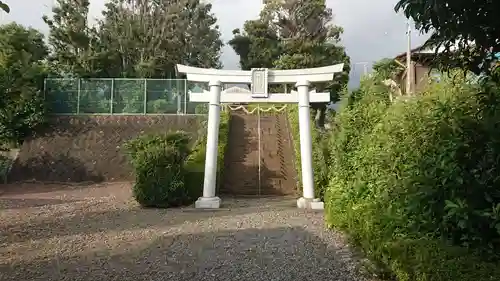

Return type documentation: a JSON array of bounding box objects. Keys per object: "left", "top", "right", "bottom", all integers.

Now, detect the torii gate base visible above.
[{"left": 177, "top": 64, "right": 344, "bottom": 210}]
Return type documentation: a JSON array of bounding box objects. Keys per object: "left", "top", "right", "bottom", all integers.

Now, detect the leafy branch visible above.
[{"left": 0, "top": 1, "right": 9, "bottom": 13}]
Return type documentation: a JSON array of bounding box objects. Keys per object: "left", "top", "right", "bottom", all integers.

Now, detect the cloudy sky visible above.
[{"left": 0, "top": 0, "right": 429, "bottom": 86}]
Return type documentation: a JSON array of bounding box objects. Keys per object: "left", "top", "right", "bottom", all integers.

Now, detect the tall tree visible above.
[
  {"left": 43, "top": 0, "right": 102, "bottom": 77},
  {"left": 229, "top": 20, "right": 282, "bottom": 70},
  {"left": 229, "top": 0, "right": 350, "bottom": 127},
  {"left": 0, "top": 23, "right": 49, "bottom": 146},
  {"left": 175, "top": 0, "right": 223, "bottom": 69},
  {"left": 395, "top": 0, "right": 500, "bottom": 76},
  {"left": 99, "top": 0, "right": 173, "bottom": 77},
  {"left": 99, "top": 0, "right": 222, "bottom": 78},
  {"left": 0, "top": 23, "right": 48, "bottom": 89}
]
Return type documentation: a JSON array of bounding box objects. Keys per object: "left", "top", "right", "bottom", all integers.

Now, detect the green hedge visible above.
[
  {"left": 325, "top": 75, "right": 500, "bottom": 281},
  {"left": 288, "top": 105, "right": 331, "bottom": 199}
]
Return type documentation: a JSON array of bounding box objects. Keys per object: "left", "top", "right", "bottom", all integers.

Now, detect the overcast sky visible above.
[{"left": 0, "top": 0, "right": 429, "bottom": 86}]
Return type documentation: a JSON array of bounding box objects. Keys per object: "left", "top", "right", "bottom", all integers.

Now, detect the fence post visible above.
[
  {"left": 76, "top": 78, "right": 81, "bottom": 114},
  {"left": 184, "top": 79, "right": 187, "bottom": 114},
  {"left": 43, "top": 78, "right": 47, "bottom": 99},
  {"left": 143, "top": 79, "right": 147, "bottom": 115},
  {"left": 110, "top": 78, "right": 114, "bottom": 114},
  {"left": 176, "top": 91, "right": 182, "bottom": 114},
  {"left": 177, "top": 83, "right": 181, "bottom": 115}
]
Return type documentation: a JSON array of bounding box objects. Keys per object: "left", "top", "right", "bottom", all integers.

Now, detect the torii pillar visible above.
[{"left": 176, "top": 64, "right": 344, "bottom": 209}]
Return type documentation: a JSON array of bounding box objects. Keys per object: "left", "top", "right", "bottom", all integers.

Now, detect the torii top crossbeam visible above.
[
  {"left": 176, "top": 64, "right": 344, "bottom": 84},
  {"left": 176, "top": 64, "right": 345, "bottom": 103}
]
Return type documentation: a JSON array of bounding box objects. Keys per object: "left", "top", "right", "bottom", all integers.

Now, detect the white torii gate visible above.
[{"left": 176, "top": 64, "right": 344, "bottom": 210}]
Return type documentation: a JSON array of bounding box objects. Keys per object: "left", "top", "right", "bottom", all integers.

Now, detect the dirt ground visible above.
[{"left": 0, "top": 182, "right": 371, "bottom": 281}]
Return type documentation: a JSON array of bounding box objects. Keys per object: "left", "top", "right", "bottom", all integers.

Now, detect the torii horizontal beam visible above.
[
  {"left": 176, "top": 64, "right": 344, "bottom": 84},
  {"left": 189, "top": 90, "right": 330, "bottom": 103}
]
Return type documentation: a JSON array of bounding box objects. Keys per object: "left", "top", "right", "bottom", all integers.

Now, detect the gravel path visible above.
[{"left": 0, "top": 182, "right": 370, "bottom": 281}]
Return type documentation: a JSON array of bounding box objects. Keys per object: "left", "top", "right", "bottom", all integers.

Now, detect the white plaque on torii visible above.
[
  {"left": 176, "top": 63, "right": 344, "bottom": 210},
  {"left": 251, "top": 68, "right": 268, "bottom": 98}
]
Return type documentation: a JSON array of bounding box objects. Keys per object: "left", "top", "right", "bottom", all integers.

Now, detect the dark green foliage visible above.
[
  {"left": 0, "top": 23, "right": 49, "bottom": 147},
  {"left": 125, "top": 131, "right": 192, "bottom": 208},
  {"left": 325, "top": 75, "right": 500, "bottom": 280},
  {"left": 0, "top": 1, "right": 9, "bottom": 13},
  {"left": 0, "top": 87, "right": 47, "bottom": 147},
  {"left": 395, "top": 0, "right": 500, "bottom": 76}
]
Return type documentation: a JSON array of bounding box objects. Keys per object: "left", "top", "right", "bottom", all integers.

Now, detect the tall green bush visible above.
[
  {"left": 288, "top": 81, "right": 389, "bottom": 200},
  {"left": 125, "top": 131, "right": 192, "bottom": 208},
  {"left": 325, "top": 75, "right": 500, "bottom": 280}
]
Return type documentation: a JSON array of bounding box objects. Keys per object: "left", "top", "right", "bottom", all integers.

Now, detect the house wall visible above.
[
  {"left": 396, "top": 61, "right": 431, "bottom": 94},
  {"left": 414, "top": 63, "right": 431, "bottom": 92}
]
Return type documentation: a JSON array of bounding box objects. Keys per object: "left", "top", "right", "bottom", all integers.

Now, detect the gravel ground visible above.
[{"left": 0, "top": 182, "right": 371, "bottom": 281}]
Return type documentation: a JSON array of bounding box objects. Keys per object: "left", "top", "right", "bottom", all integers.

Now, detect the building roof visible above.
[
  {"left": 394, "top": 41, "right": 468, "bottom": 61},
  {"left": 394, "top": 45, "right": 445, "bottom": 61}
]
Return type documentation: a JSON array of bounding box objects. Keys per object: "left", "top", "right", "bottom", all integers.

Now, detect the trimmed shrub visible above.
[
  {"left": 125, "top": 131, "right": 192, "bottom": 208},
  {"left": 126, "top": 131, "right": 190, "bottom": 160},
  {"left": 325, "top": 75, "right": 500, "bottom": 280},
  {"left": 131, "top": 144, "right": 188, "bottom": 208}
]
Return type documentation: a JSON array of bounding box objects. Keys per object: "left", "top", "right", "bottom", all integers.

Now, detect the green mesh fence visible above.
[
  {"left": 113, "top": 79, "right": 145, "bottom": 114},
  {"left": 146, "top": 79, "right": 184, "bottom": 114},
  {"left": 45, "top": 78, "right": 210, "bottom": 115},
  {"left": 186, "top": 81, "right": 208, "bottom": 114},
  {"left": 80, "top": 79, "right": 112, "bottom": 114},
  {"left": 45, "top": 79, "right": 79, "bottom": 114}
]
